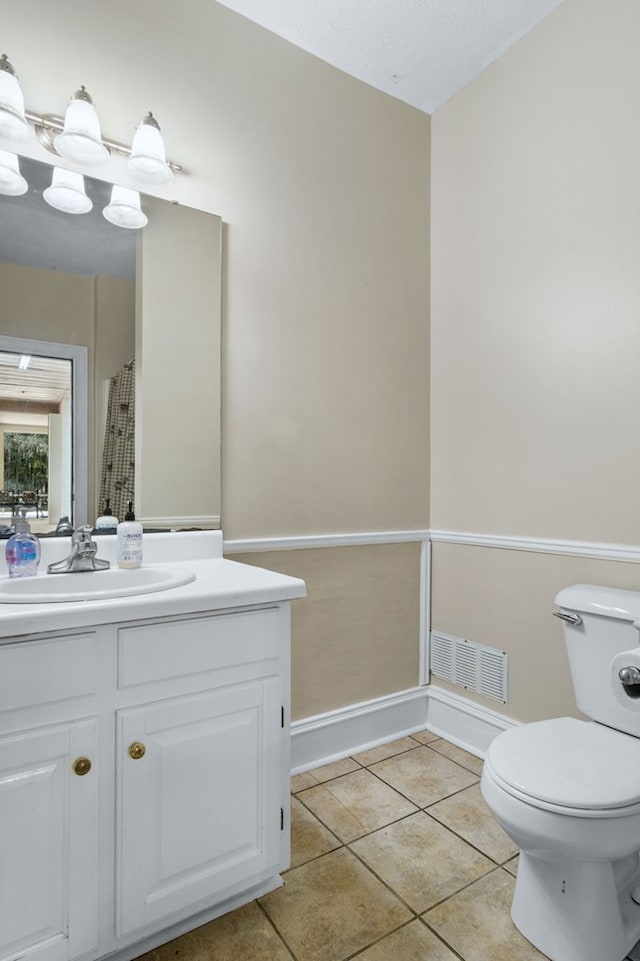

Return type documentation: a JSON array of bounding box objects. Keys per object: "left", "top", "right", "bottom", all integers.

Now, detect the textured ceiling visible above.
[{"left": 214, "top": 0, "right": 565, "bottom": 113}]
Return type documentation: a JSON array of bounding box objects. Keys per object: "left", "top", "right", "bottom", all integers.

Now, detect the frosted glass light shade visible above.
[
  {"left": 54, "top": 88, "right": 109, "bottom": 166},
  {"left": 43, "top": 167, "right": 92, "bottom": 214},
  {"left": 128, "top": 113, "right": 173, "bottom": 185},
  {"left": 102, "top": 185, "right": 148, "bottom": 229},
  {"left": 0, "top": 55, "right": 32, "bottom": 142},
  {"left": 0, "top": 149, "right": 28, "bottom": 195}
]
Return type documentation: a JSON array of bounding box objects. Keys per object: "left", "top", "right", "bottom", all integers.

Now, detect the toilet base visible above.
[{"left": 513, "top": 851, "right": 640, "bottom": 961}]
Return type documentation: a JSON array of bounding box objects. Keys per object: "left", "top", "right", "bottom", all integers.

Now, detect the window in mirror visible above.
[{"left": 0, "top": 337, "right": 87, "bottom": 532}]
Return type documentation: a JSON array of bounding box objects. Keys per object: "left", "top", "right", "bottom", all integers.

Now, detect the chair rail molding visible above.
[{"left": 430, "top": 529, "right": 640, "bottom": 564}]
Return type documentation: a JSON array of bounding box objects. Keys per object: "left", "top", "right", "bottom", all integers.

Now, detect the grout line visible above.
[
  {"left": 255, "top": 898, "right": 298, "bottom": 960},
  {"left": 341, "top": 919, "right": 423, "bottom": 961},
  {"left": 415, "top": 915, "right": 468, "bottom": 961},
  {"left": 421, "top": 863, "right": 505, "bottom": 918},
  {"left": 345, "top": 840, "right": 421, "bottom": 917}
]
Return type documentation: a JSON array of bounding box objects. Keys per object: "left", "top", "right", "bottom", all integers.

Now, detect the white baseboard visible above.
[
  {"left": 290, "top": 687, "right": 429, "bottom": 774},
  {"left": 425, "top": 684, "right": 519, "bottom": 758},
  {"left": 290, "top": 684, "right": 519, "bottom": 773}
]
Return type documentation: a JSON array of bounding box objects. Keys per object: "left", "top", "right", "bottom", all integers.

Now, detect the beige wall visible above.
[
  {"left": 431, "top": 0, "right": 640, "bottom": 542},
  {"left": 431, "top": 543, "right": 640, "bottom": 722},
  {"left": 7, "top": 0, "right": 431, "bottom": 540},
  {"left": 430, "top": 0, "right": 640, "bottom": 720},
  {"left": 7, "top": 1, "right": 430, "bottom": 720},
  {"left": 230, "top": 543, "right": 422, "bottom": 720}
]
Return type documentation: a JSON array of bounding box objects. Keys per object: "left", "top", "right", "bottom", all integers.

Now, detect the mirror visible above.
[{"left": 0, "top": 156, "right": 222, "bottom": 532}]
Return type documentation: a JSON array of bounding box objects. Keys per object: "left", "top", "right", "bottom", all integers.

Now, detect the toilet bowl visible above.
[{"left": 480, "top": 585, "right": 640, "bottom": 961}]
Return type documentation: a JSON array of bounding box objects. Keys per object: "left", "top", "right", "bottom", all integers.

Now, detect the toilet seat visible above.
[{"left": 486, "top": 717, "right": 640, "bottom": 817}]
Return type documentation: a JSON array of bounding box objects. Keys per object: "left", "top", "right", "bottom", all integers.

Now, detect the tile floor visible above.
[
  {"left": 138, "top": 730, "right": 540, "bottom": 961},
  {"left": 136, "top": 730, "right": 640, "bottom": 961}
]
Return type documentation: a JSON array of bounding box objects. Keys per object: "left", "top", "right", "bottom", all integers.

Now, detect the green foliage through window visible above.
[{"left": 4, "top": 433, "right": 48, "bottom": 493}]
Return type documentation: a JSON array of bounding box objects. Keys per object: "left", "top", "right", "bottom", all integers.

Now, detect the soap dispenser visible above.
[
  {"left": 95, "top": 498, "right": 118, "bottom": 533},
  {"left": 6, "top": 509, "right": 41, "bottom": 578},
  {"left": 116, "top": 502, "right": 143, "bottom": 569}
]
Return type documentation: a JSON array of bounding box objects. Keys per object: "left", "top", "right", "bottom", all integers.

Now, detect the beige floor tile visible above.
[
  {"left": 291, "top": 771, "right": 320, "bottom": 793},
  {"left": 289, "top": 796, "right": 341, "bottom": 867},
  {"left": 353, "top": 919, "right": 459, "bottom": 960},
  {"left": 260, "top": 847, "right": 411, "bottom": 961},
  {"left": 411, "top": 730, "right": 441, "bottom": 744},
  {"left": 424, "top": 869, "right": 549, "bottom": 961},
  {"left": 352, "top": 736, "right": 422, "bottom": 766},
  {"left": 298, "top": 768, "right": 417, "bottom": 842},
  {"left": 300, "top": 756, "right": 363, "bottom": 786},
  {"left": 428, "top": 739, "right": 485, "bottom": 775},
  {"left": 135, "top": 901, "right": 292, "bottom": 961},
  {"left": 503, "top": 854, "right": 519, "bottom": 876},
  {"left": 370, "top": 745, "right": 478, "bottom": 806},
  {"left": 351, "top": 810, "right": 493, "bottom": 913},
  {"left": 428, "top": 784, "right": 518, "bottom": 863}
]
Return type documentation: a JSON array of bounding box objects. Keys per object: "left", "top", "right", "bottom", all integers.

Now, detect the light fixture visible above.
[
  {"left": 0, "top": 57, "right": 184, "bottom": 229},
  {"left": 43, "top": 167, "right": 92, "bottom": 214},
  {"left": 0, "top": 57, "right": 182, "bottom": 184},
  {"left": 0, "top": 54, "right": 32, "bottom": 142},
  {"left": 0, "top": 148, "right": 28, "bottom": 195},
  {"left": 102, "top": 184, "right": 148, "bottom": 229},
  {"left": 54, "top": 85, "right": 109, "bottom": 167},
  {"left": 128, "top": 112, "right": 173, "bottom": 185},
  {"left": 18, "top": 355, "right": 30, "bottom": 370}
]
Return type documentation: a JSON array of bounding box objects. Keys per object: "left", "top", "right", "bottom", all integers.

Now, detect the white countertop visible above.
[{"left": 0, "top": 530, "right": 306, "bottom": 639}]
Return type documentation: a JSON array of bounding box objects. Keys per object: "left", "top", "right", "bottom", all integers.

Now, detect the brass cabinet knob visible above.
[
  {"left": 73, "top": 757, "right": 92, "bottom": 776},
  {"left": 128, "top": 742, "right": 146, "bottom": 760}
]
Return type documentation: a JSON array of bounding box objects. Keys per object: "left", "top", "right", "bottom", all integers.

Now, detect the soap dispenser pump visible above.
[{"left": 5, "top": 509, "right": 41, "bottom": 578}]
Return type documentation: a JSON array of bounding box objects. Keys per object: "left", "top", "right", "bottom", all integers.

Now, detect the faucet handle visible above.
[{"left": 72, "top": 525, "right": 95, "bottom": 545}]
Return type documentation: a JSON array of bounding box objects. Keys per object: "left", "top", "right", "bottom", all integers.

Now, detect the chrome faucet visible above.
[{"left": 47, "top": 525, "right": 111, "bottom": 574}]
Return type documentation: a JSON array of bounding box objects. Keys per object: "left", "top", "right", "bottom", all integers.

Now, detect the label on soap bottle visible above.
[{"left": 117, "top": 526, "right": 143, "bottom": 569}]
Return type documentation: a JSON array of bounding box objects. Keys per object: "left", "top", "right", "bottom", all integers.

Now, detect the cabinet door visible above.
[
  {"left": 116, "top": 678, "right": 282, "bottom": 936},
  {"left": 0, "top": 721, "right": 97, "bottom": 961}
]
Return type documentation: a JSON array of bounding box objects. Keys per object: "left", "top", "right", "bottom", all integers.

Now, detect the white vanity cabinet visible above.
[
  {"left": 114, "top": 606, "right": 288, "bottom": 938},
  {"left": 0, "top": 632, "right": 100, "bottom": 961},
  {"left": 0, "top": 599, "right": 295, "bottom": 961}
]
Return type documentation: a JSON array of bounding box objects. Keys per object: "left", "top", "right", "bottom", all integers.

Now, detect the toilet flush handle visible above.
[
  {"left": 619, "top": 666, "right": 640, "bottom": 687},
  {"left": 553, "top": 611, "right": 582, "bottom": 626}
]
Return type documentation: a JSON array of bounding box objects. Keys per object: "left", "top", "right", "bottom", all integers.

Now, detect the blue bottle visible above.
[{"left": 6, "top": 510, "right": 41, "bottom": 578}]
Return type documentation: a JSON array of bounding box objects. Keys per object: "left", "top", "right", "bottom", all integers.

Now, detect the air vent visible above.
[{"left": 430, "top": 631, "right": 508, "bottom": 702}]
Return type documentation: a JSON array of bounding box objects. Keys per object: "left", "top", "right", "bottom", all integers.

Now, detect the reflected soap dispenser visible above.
[
  {"left": 6, "top": 509, "right": 41, "bottom": 578},
  {"left": 95, "top": 499, "right": 118, "bottom": 533},
  {"left": 116, "top": 502, "right": 142, "bottom": 569}
]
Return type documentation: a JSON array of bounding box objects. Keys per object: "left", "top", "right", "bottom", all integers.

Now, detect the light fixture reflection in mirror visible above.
[
  {"left": 103, "top": 185, "right": 148, "bottom": 229},
  {"left": 0, "top": 149, "right": 27, "bottom": 195},
  {"left": 43, "top": 167, "right": 93, "bottom": 214}
]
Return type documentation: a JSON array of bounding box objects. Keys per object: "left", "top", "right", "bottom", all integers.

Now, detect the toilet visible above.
[{"left": 481, "top": 584, "right": 640, "bottom": 961}]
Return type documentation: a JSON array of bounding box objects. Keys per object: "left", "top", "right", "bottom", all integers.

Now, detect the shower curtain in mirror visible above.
[{"left": 99, "top": 359, "right": 135, "bottom": 523}]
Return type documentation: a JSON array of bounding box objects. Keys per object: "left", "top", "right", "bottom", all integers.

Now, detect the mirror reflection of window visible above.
[{"left": 0, "top": 350, "right": 72, "bottom": 533}]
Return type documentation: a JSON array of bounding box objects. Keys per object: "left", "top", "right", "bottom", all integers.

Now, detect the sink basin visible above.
[{"left": 0, "top": 566, "right": 196, "bottom": 603}]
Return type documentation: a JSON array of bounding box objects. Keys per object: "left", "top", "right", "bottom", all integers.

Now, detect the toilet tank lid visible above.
[{"left": 556, "top": 584, "right": 640, "bottom": 621}]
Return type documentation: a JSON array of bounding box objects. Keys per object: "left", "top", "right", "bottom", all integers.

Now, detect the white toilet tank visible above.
[{"left": 556, "top": 584, "right": 640, "bottom": 737}]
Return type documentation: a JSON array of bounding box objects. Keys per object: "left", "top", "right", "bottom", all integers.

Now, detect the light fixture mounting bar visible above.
[{"left": 24, "top": 108, "right": 183, "bottom": 172}]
